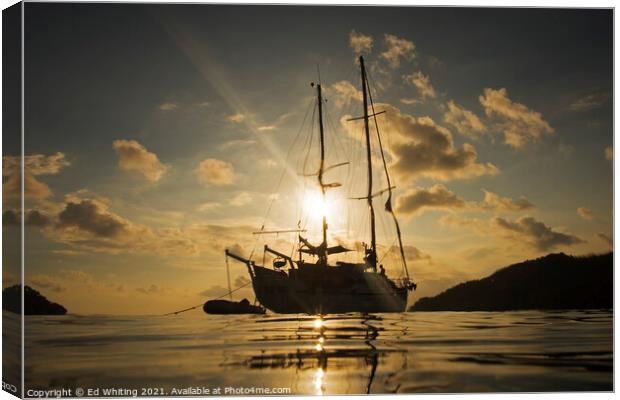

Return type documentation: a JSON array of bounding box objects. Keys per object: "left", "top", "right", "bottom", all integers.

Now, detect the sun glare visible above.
[{"left": 304, "top": 191, "right": 332, "bottom": 223}]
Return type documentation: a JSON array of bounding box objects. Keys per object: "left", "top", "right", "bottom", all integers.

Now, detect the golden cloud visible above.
[
  {"left": 404, "top": 71, "right": 436, "bottom": 99},
  {"left": 327, "top": 80, "right": 363, "bottom": 108},
  {"left": 195, "top": 158, "right": 235, "bottom": 186},
  {"left": 479, "top": 88, "right": 553, "bottom": 148},
  {"left": 349, "top": 30, "right": 373, "bottom": 54},
  {"left": 478, "top": 190, "right": 534, "bottom": 212},
  {"left": 112, "top": 139, "right": 168, "bottom": 182},
  {"left": 381, "top": 34, "right": 415, "bottom": 68},
  {"left": 443, "top": 100, "right": 487, "bottom": 138},
  {"left": 577, "top": 207, "right": 595, "bottom": 221},
  {"left": 3, "top": 152, "right": 71, "bottom": 201}
]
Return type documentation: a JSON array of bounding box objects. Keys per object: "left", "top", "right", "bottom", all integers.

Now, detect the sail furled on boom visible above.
[{"left": 298, "top": 235, "right": 351, "bottom": 256}]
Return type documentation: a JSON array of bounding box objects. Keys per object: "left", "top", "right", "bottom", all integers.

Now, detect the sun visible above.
[{"left": 303, "top": 191, "right": 332, "bottom": 222}]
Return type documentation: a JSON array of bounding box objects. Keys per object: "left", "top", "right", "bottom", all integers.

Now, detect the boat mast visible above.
[
  {"left": 360, "top": 56, "right": 377, "bottom": 271},
  {"left": 315, "top": 82, "right": 328, "bottom": 264}
]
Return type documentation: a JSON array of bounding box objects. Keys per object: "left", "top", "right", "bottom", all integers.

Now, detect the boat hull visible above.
[{"left": 249, "top": 264, "right": 408, "bottom": 314}]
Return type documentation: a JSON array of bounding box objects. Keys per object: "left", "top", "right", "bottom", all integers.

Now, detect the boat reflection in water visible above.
[{"left": 225, "top": 314, "right": 406, "bottom": 395}]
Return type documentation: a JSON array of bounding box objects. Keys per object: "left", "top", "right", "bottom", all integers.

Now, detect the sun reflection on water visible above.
[{"left": 314, "top": 367, "right": 324, "bottom": 395}]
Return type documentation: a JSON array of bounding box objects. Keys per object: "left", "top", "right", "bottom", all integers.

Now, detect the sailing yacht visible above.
[{"left": 225, "top": 56, "right": 416, "bottom": 314}]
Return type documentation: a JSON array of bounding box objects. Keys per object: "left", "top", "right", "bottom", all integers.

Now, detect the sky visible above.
[{"left": 3, "top": 4, "right": 613, "bottom": 314}]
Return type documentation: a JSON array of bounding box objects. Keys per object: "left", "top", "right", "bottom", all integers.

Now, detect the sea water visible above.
[{"left": 6, "top": 310, "right": 613, "bottom": 395}]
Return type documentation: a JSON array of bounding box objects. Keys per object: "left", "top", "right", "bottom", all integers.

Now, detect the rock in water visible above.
[{"left": 2, "top": 285, "right": 67, "bottom": 315}]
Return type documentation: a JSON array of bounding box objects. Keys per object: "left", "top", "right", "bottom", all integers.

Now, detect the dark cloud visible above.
[
  {"left": 3, "top": 210, "right": 19, "bottom": 226},
  {"left": 493, "top": 216, "right": 584, "bottom": 251},
  {"left": 58, "top": 200, "right": 129, "bottom": 238},
  {"left": 342, "top": 104, "right": 498, "bottom": 181},
  {"left": 396, "top": 184, "right": 465, "bottom": 215},
  {"left": 3, "top": 209, "right": 53, "bottom": 227}
]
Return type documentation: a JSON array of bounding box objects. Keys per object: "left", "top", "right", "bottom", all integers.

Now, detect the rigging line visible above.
[
  {"left": 365, "top": 71, "right": 411, "bottom": 280},
  {"left": 324, "top": 106, "right": 350, "bottom": 171},
  {"left": 378, "top": 237, "right": 398, "bottom": 264},
  {"left": 252, "top": 97, "right": 315, "bottom": 262},
  {"left": 259, "top": 96, "right": 314, "bottom": 232},
  {"left": 302, "top": 101, "right": 317, "bottom": 177},
  {"left": 162, "top": 281, "right": 253, "bottom": 316}
]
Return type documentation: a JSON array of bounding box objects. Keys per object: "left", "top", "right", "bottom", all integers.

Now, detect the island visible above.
[
  {"left": 410, "top": 252, "right": 612, "bottom": 312},
  {"left": 2, "top": 285, "right": 67, "bottom": 315}
]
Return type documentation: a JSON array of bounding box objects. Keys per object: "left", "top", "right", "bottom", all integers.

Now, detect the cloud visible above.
[
  {"left": 349, "top": 30, "right": 373, "bottom": 54},
  {"left": 604, "top": 146, "right": 613, "bottom": 161},
  {"left": 112, "top": 139, "right": 168, "bottom": 182},
  {"left": 195, "top": 158, "right": 235, "bottom": 186},
  {"left": 18, "top": 193, "right": 257, "bottom": 259},
  {"left": 136, "top": 284, "right": 166, "bottom": 295},
  {"left": 58, "top": 199, "right": 133, "bottom": 238},
  {"left": 2, "top": 209, "right": 52, "bottom": 227},
  {"left": 21, "top": 152, "right": 71, "bottom": 175},
  {"left": 478, "top": 190, "right": 534, "bottom": 212},
  {"left": 569, "top": 93, "right": 609, "bottom": 111},
  {"left": 493, "top": 216, "right": 584, "bottom": 251},
  {"left": 577, "top": 207, "right": 595, "bottom": 221},
  {"left": 597, "top": 232, "right": 612, "bottom": 247},
  {"left": 29, "top": 274, "right": 66, "bottom": 293},
  {"left": 443, "top": 100, "right": 487, "bottom": 138},
  {"left": 442, "top": 214, "right": 584, "bottom": 252},
  {"left": 226, "top": 113, "right": 246, "bottom": 123},
  {"left": 159, "top": 102, "right": 178, "bottom": 111},
  {"left": 230, "top": 191, "right": 252, "bottom": 207},
  {"left": 400, "top": 98, "right": 420, "bottom": 105},
  {"left": 439, "top": 214, "right": 489, "bottom": 233},
  {"left": 4, "top": 173, "right": 54, "bottom": 200},
  {"left": 199, "top": 285, "right": 230, "bottom": 298},
  {"left": 196, "top": 202, "right": 221, "bottom": 212},
  {"left": 327, "top": 80, "right": 362, "bottom": 108},
  {"left": 381, "top": 34, "right": 415, "bottom": 68},
  {"left": 396, "top": 184, "right": 465, "bottom": 215},
  {"left": 479, "top": 88, "right": 554, "bottom": 148},
  {"left": 28, "top": 270, "right": 97, "bottom": 294},
  {"left": 404, "top": 71, "right": 436, "bottom": 99},
  {"left": 342, "top": 104, "right": 498, "bottom": 181},
  {"left": 218, "top": 139, "right": 257, "bottom": 150},
  {"left": 26, "top": 210, "right": 53, "bottom": 226},
  {"left": 3, "top": 152, "right": 71, "bottom": 200}
]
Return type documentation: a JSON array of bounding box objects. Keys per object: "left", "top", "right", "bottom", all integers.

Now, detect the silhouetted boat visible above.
[
  {"left": 203, "top": 299, "right": 266, "bottom": 315},
  {"left": 225, "top": 56, "right": 416, "bottom": 314}
]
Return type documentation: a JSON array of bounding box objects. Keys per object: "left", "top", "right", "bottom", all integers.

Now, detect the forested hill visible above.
[{"left": 410, "top": 252, "right": 612, "bottom": 312}]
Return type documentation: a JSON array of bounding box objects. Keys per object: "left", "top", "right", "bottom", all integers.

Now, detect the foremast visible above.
[
  {"left": 357, "top": 56, "right": 416, "bottom": 289},
  {"left": 315, "top": 82, "right": 329, "bottom": 265}
]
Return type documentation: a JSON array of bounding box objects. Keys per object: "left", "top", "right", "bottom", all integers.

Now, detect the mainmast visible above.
[
  {"left": 360, "top": 56, "right": 377, "bottom": 271},
  {"left": 315, "top": 82, "right": 328, "bottom": 264}
]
